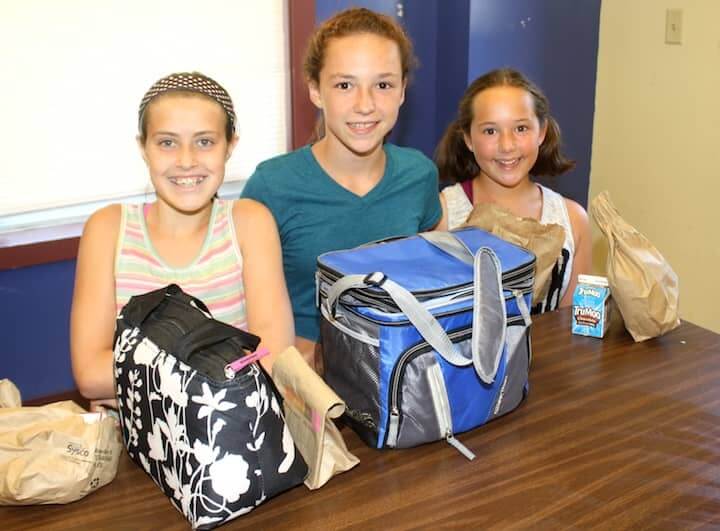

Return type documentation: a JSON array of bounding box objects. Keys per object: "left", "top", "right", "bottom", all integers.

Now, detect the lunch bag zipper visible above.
[{"left": 139, "top": 305, "right": 258, "bottom": 382}]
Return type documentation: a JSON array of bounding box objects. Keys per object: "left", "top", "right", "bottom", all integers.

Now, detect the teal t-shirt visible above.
[{"left": 241, "top": 143, "right": 442, "bottom": 341}]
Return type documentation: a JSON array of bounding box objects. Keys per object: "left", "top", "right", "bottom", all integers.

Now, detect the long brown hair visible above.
[
  {"left": 435, "top": 68, "right": 575, "bottom": 183},
  {"left": 303, "top": 8, "right": 418, "bottom": 142}
]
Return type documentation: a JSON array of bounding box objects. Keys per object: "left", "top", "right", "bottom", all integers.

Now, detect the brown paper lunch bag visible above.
[
  {"left": 590, "top": 191, "right": 680, "bottom": 341},
  {"left": 0, "top": 379, "right": 123, "bottom": 505},
  {"left": 464, "top": 202, "right": 566, "bottom": 306},
  {"left": 272, "top": 347, "right": 359, "bottom": 490}
]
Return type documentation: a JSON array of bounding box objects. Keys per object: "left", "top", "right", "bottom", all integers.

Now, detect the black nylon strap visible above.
[{"left": 176, "top": 319, "right": 260, "bottom": 361}]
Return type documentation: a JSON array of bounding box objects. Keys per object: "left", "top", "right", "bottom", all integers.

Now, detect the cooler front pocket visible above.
[
  {"left": 488, "top": 319, "right": 531, "bottom": 420},
  {"left": 320, "top": 312, "right": 382, "bottom": 447}
]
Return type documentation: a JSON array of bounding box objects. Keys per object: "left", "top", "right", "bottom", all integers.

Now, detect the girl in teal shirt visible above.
[{"left": 242, "top": 8, "right": 441, "bottom": 368}]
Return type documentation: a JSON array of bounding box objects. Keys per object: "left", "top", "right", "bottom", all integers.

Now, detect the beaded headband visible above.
[{"left": 138, "top": 72, "right": 236, "bottom": 133}]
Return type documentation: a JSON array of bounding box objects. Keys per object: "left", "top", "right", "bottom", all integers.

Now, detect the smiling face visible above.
[
  {"left": 309, "top": 32, "right": 406, "bottom": 159},
  {"left": 464, "top": 85, "right": 547, "bottom": 190},
  {"left": 140, "top": 93, "right": 237, "bottom": 214}
]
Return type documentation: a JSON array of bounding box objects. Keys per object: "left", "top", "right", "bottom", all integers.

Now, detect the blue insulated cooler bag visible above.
[
  {"left": 317, "top": 228, "right": 535, "bottom": 459},
  {"left": 114, "top": 284, "right": 307, "bottom": 529}
]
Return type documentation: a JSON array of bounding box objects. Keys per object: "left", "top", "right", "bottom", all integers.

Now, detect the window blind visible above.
[{"left": 0, "top": 0, "right": 289, "bottom": 216}]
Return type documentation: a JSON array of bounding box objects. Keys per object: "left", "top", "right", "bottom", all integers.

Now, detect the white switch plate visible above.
[{"left": 665, "top": 8, "right": 683, "bottom": 45}]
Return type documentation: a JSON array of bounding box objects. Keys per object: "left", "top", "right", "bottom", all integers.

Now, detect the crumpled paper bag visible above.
[
  {"left": 272, "top": 347, "right": 359, "bottom": 489},
  {"left": 0, "top": 379, "right": 123, "bottom": 505},
  {"left": 0, "top": 379, "right": 21, "bottom": 408},
  {"left": 590, "top": 190, "right": 680, "bottom": 341},
  {"left": 464, "top": 202, "right": 565, "bottom": 305}
]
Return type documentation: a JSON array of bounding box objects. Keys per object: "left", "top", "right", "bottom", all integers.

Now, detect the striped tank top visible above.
[{"left": 114, "top": 199, "right": 247, "bottom": 329}]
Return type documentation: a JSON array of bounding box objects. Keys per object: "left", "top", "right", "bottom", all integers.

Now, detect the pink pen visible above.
[{"left": 224, "top": 347, "right": 270, "bottom": 379}]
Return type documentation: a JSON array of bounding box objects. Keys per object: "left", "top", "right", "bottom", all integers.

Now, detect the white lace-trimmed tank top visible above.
[{"left": 441, "top": 182, "right": 574, "bottom": 312}]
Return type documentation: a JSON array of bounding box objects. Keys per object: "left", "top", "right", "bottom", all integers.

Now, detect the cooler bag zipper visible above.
[
  {"left": 317, "top": 260, "right": 534, "bottom": 313},
  {"left": 385, "top": 329, "right": 470, "bottom": 450},
  {"left": 324, "top": 286, "right": 532, "bottom": 329},
  {"left": 427, "top": 362, "right": 476, "bottom": 460},
  {"left": 384, "top": 315, "right": 527, "bottom": 456},
  {"left": 138, "top": 298, "right": 261, "bottom": 381}
]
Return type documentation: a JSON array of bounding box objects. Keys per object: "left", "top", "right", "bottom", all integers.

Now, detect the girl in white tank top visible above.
[{"left": 435, "top": 68, "right": 591, "bottom": 312}]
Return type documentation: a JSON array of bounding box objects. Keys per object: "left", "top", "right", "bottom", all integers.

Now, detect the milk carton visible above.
[{"left": 572, "top": 274, "right": 611, "bottom": 338}]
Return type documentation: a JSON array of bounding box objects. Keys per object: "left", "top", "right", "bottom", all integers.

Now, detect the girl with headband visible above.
[
  {"left": 241, "top": 8, "right": 442, "bottom": 369},
  {"left": 70, "top": 72, "right": 293, "bottom": 406}
]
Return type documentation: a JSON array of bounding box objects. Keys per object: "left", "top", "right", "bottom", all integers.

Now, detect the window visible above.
[{"left": 0, "top": 0, "right": 289, "bottom": 229}]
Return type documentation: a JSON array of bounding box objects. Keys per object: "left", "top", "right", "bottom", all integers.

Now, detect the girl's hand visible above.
[{"left": 90, "top": 398, "right": 118, "bottom": 412}]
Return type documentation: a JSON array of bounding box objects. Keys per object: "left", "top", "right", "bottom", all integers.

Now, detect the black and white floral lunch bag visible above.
[{"left": 113, "top": 284, "right": 307, "bottom": 530}]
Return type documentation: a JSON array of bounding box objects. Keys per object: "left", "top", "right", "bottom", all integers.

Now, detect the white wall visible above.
[
  {"left": 0, "top": 0, "right": 288, "bottom": 216},
  {"left": 591, "top": 0, "right": 720, "bottom": 332}
]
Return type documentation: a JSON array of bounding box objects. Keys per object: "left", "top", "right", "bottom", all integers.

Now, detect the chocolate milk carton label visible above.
[{"left": 572, "top": 275, "right": 611, "bottom": 338}]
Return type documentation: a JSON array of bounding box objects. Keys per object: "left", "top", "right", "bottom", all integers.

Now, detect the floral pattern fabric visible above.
[{"left": 114, "top": 326, "right": 307, "bottom": 530}]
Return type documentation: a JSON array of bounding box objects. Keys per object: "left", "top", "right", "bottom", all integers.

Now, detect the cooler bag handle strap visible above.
[
  {"left": 419, "top": 232, "right": 515, "bottom": 382},
  {"left": 324, "top": 273, "right": 473, "bottom": 370},
  {"left": 417, "top": 231, "right": 475, "bottom": 266},
  {"left": 419, "top": 231, "right": 532, "bottom": 324},
  {"left": 471, "top": 247, "right": 507, "bottom": 384}
]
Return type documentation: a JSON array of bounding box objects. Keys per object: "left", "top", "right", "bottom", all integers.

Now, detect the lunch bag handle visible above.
[
  {"left": 324, "top": 235, "right": 509, "bottom": 384},
  {"left": 121, "top": 284, "right": 262, "bottom": 359},
  {"left": 175, "top": 319, "right": 261, "bottom": 361},
  {"left": 120, "top": 284, "right": 212, "bottom": 326}
]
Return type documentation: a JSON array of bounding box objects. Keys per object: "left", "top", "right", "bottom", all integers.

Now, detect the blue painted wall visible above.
[
  {"left": 316, "top": 0, "right": 396, "bottom": 19},
  {"left": 0, "top": 260, "right": 77, "bottom": 401}
]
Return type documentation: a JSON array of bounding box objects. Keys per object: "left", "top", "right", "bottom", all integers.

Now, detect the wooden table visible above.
[{"left": 3, "top": 308, "right": 720, "bottom": 529}]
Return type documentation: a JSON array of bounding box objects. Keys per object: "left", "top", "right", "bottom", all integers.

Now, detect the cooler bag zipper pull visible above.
[
  {"left": 387, "top": 408, "right": 400, "bottom": 447},
  {"left": 445, "top": 431, "right": 476, "bottom": 461},
  {"left": 224, "top": 347, "right": 270, "bottom": 379},
  {"left": 428, "top": 363, "right": 476, "bottom": 460},
  {"left": 513, "top": 289, "right": 532, "bottom": 326}
]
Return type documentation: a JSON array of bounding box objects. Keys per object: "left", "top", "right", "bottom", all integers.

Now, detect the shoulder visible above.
[
  {"left": 540, "top": 184, "right": 581, "bottom": 223},
  {"left": 562, "top": 196, "right": 590, "bottom": 243},
  {"left": 232, "top": 198, "right": 281, "bottom": 258},
  {"left": 232, "top": 198, "right": 277, "bottom": 236},
  {"left": 82, "top": 204, "right": 122, "bottom": 241},
  {"left": 232, "top": 197, "right": 274, "bottom": 222},
  {"left": 77, "top": 204, "right": 123, "bottom": 266},
  {"left": 563, "top": 197, "right": 589, "bottom": 227},
  {"left": 441, "top": 182, "right": 471, "bottom": 211},
  {"left": 386, "top": 144, "right": 437, "bottom": 176},
  {"left": 440, "top": 182, "right": 465, "bottom": 199},
  {"left": 441, "top": 183, "right": 472, "bottom": 230},
  {"left": 242, "top": 147, "right": 314, "bottom": 203},
  {"left": 252, "top": 146, "right": 311, "bottom": 178}
]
